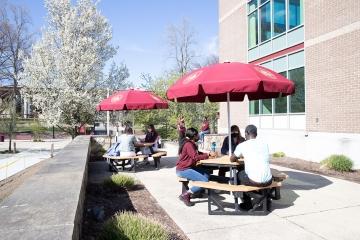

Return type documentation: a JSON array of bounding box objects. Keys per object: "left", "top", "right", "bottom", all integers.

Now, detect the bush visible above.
[
  {"left": 99, "top": 212, "right": 169, "bottom": 240},
  {"left": 272, "top": 152, "right": 286, "bottom": 158},
  {"left": 321, "top": 154, "right": 353, "bottom": 172},
  {"left": 30, "top": 120, "right": 47, "bottom": 141},
  {"left": 103, "top": 174, "right": 136, "bottom": 189}
]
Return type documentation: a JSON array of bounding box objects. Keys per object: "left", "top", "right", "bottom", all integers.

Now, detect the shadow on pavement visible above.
[{"left": 272, "top": 170, "right": 333, "bottom": 210}]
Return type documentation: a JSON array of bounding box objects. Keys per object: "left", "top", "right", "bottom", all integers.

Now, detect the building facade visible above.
[{"left": 218, "top": 0, "right": 360, "bottom": 168}]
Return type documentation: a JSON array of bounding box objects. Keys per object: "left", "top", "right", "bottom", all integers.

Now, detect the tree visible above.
[
  {"left": 133, "top": 20, "right": 220, "bottom": 139},
  {"left": 0, "top": 97, "right": 17, "bottom": 152},
  {"left": 103, "top": 61, "right": 131, "bottom": 90},
  {"left": 21, "top": 0, "right": 116, "bottom": 138},
  {"left": 167, "top": 19, "right": 197, "bottom": 76},
  {"left": 0, "top": 2, "right": 33, "bottom": 151}
]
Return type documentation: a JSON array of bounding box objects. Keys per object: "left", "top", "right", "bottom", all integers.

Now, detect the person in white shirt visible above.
[{"left": 230, "top": 124, "right": 272, "bottom": 210}]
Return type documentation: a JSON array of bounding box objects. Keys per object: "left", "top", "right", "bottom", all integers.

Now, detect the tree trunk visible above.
[{"left": 8, "top": 136, "right": 12, "bottom": 152}]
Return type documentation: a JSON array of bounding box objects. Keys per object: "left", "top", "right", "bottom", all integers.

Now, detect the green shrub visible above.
[
  {"left": 103, "top": 174, "right": 135, "bottom": 189},
  {"left": 99, "top": 212, "right": 169, "bottom": 240},
  {"left": 30, "top": 120, "right": 47, "bottom": 141},
  {"left": 321, "top": 154, "right": 353, "bottom": 172},
  {"left": 272, "top": 152, "right": 286, "bottom": 158}
]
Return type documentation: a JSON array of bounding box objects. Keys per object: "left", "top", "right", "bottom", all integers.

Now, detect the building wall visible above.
[
  {"left": 305, "top": 1, "right": 360, "bottom": 133},
  {"left": 218, "top": 0, "right": 360, "bottom": 168},
  {"left": 218, "top": 0, "right": 248, "bottom": 133}
]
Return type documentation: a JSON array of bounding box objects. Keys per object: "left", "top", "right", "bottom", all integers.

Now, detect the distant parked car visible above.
[{"left": 94, "top": 122, "right": 107, "bottom": 135}]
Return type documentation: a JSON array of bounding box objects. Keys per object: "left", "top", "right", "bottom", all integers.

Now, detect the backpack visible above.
[{"left": 106, "top": 143, "right": 121, "bottom": 156}]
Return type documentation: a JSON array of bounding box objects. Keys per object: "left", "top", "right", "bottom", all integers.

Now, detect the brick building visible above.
[{"left": 218, "top": 0, "right": 360, "bottom": 167}]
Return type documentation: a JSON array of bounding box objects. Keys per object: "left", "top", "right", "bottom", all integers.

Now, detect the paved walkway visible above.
[
  {"left": 0, "top": 139, "right": 72, "bottom": 181},
  {"left": 130, "top": 144, "right": 360, "bottom": 240}
]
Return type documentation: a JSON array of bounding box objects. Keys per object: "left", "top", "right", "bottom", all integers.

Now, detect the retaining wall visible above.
[{"left": 0, "top": 136, "right": 91, "bottom": 240}]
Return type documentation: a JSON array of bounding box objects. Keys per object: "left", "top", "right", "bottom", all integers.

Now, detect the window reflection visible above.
[
  {"left": 289, "top": 67, "right": 305, "bottom": 113},
  {"left": 260, "top": 2, "right": 271, "bottom": 42},
  {"left": 273, "top": 0, "right": 286, "bottom": 35},
  {"left": 248, "top": 11, "right": 258, "bottom": 48},
  {"left": 289, "top": 0, "right": 303, "bottom": 29}
]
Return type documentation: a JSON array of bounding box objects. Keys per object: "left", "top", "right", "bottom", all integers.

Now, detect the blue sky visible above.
[{"left": 10, "top": 0, "right": 218, "bottom": 86}]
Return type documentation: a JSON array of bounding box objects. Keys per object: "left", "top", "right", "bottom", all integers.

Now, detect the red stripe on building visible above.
[{"left": 249, "top": 43, "right": 304, "bottom": 64}]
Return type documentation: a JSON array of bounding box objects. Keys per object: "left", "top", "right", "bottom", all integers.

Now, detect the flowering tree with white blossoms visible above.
[{"left": 21, "top": 0, "right": 116, "bottom": 138}]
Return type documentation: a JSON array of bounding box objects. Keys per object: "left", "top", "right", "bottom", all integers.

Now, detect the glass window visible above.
[
  {"left": 273, "top": 0, "right": 286, "bottom": 36},
  {"left": 289, "top": 67, "right": 305, "bottom": 113},
  {"left": 275, "top": 71, "right": 288, "bottom": 113},
  {"left": 248, "top": 11, "right": 258, "bottom": 48},
  {"left": 260, "top": 2, "right": 271, "bottom": 42},
  {"left": 261, "top": 99, "right": 272, "bottom": 114},
  {"left": 289, "top": 0, "right": 303, "bottom": 29},
  {"left": 248, "top": 0, "right": 257, "bottom": 13},
  {"left": 260, "top": 0, "right": 269, "bottom": 4},
  {"left": 249, "top": 100, "right": 259, "bottom": 115}
]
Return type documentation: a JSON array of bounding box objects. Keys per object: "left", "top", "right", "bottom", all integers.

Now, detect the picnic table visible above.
[
  {"left": 198, "top": 156, "right": 244, "bottom": 209},
  {"left": 194, "top": 155, "right": 287, "bottom": 213}
]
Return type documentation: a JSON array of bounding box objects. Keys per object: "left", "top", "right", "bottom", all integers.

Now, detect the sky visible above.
[{"left": 9, "top": 0, "right": 219, "bottom": 86}]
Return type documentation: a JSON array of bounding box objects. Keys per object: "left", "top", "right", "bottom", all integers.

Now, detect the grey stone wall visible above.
[{"left": 0, "top": 136, "right": 91, "bottom": 240}]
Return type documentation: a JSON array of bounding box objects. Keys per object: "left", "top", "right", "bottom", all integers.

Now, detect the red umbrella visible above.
[
  {"left": 167, "top": 62, "right": 294, "bottom": 102},
  {"left": 97, "top": 89, "right": 168, "bottom": 111},
  {"left": 166, "top": 62, "right": 295, "bottom": 154}
]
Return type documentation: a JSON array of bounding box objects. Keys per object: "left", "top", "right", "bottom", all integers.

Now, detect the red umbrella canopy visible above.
[
  {"left": 166, "top": 62, "right": 295, "bottom": 102},
  {"left": 96, "top": 89, "right": 168, "bottom": 111}
]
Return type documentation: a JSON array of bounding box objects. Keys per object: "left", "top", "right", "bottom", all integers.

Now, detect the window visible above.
[
  {"left": 249, "top": 100, "right": 259, "bottom": 115},
  {"left": 247, "top": 0, "right": 304, "bottom": 50},
  {"left": 248, "top": 0, "right": 257, "bottom": 13},
  {"left": 289, "top": 0, "right": 303, "bottom": 29},
  {"left": 289, "top": 67, "right": 305, "bottom": 113},
  {"left": 275, "top": 71, "right": 288, "bottom": 113},
  {"left": 261, "top": 99, "right": 272, "bottom": 114},
  {"left": 260, "top": 2, "right": 271, "bottom": 42},
  {"left": 273, "top": 0, "right": 286, "bottom": 36},
  {"left": 248, "top": 11, "right": 258, "bottom": 48}
]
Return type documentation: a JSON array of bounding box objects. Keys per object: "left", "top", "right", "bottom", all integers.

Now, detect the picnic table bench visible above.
[
  {"left": 103, "top": 150, "right": 167, "bottom": 172},
  {"left": 178, "top": 168, "right": 288, "bottom": 215},
  {"left": 191, "top": 180, "right": 282, "bottom": 215}
]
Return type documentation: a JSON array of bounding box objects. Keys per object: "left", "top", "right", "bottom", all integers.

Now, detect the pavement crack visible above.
[
  {"left": 284, "top": 218, "right": 328, "bottom": 240},
  {"left": 282, "top": 204, "right": 360, "bottom": 218}
]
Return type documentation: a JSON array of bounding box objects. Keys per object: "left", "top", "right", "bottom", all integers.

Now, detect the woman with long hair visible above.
[{"left": 176, "top": 127, "right": 217, "bottom": 206}]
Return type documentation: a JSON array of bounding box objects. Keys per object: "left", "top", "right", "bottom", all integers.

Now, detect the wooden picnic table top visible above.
[
  {"left": 143, "top": 142, "right": 154, "bottom": 147},
  {"left": 198, "top": 156, "right": 288, "bottom": 181},
  {"left": 198, "top": 155, "right": 244, "bottom": 167}
]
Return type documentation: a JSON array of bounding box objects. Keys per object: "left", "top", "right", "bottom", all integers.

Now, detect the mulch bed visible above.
[
  {"left": 271, "top": 156, "right": 360, "bottom": 184},
  {"left": 81, "top": 182, "right": 188, "bottom": 240}
]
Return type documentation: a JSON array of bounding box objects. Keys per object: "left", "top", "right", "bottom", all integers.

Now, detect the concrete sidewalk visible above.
[
  {"left": 0, "top": 139, "right": 72, "bottom": 181},
  {"left": 132, "top": 145, "right": 360, "bottom": 240}
]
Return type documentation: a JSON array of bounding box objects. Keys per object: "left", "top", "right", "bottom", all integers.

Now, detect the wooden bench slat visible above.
[
  {"left": 152, "top": 151, "right": 167, "bottom": 157},
  {"left": 178, "top": 177, "right": 189, "bottom": 182},
  {"left": 103, "top": 154, "right": 148, "bottom": 160},
  {"left": 271, "top": 168, "right": 288, "bottom": 181},
  {"left": 191, "top": 181, "right": 281, "bottom": 192}
]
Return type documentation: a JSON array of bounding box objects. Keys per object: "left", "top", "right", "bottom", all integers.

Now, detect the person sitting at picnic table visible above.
[
  {"left": 230, "top": 124, "right": 272, "bottom": 210},
  {"left": 139, "top": 124, "right": 159, "bottom": 155},
  {"left": 176, "top": 127, "right": 217, "bottom": 207},
  {"left": 118, "top": 126, "right": 146, "bottom": 157},
  {"left": 199, "top": 116, "right": 210, "bottom": 143},
  {"left": 218, "top": 125, "right": 246, "bottom": 177},
  {"left": 221, "top": 125, "right": 245, "bottom": 155}
]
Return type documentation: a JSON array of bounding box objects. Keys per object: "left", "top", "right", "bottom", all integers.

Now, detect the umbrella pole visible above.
[
  {"left": 227, "top": 92, "right": 232, "bottom": 156},
  {"left": 133, "top": 113, "right": 135, "bottom": 134},
  {"left": 106, "top": 88, "right": 110, "bottom": 136}
]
